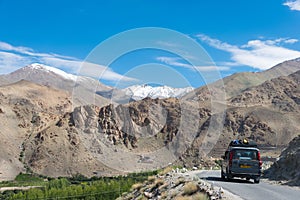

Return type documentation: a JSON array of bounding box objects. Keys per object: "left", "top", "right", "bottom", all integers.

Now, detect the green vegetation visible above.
[
  {"left": 0, "top": 171, "right": 157, "bottom": 200},
  {"left": 214, "top": 159, "right": 222, "bottom": 168},
  {"left": 0, "top": 173, "right": 47, "bottom": 188}
]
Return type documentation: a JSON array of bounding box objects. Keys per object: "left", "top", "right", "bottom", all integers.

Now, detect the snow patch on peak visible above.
[
  {"left": 26, "top": 63, "right": 77, "bottom": 81},
  {"left": 123, "top": 85, "right": 194, "bottom": 100}
]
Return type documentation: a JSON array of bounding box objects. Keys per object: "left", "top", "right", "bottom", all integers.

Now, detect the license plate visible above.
[{"left": 240, "top": 165, "right": 251, "bottom": 168}]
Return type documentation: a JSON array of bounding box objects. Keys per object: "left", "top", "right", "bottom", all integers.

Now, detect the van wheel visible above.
[
  {"left": 221, "top": 171, "right": 225, "bottom": 179},
  {"left": 254, "top": 178, "right": 260, "bottom": 184},
  {"left": 227, "top": 174, "right": 233, "bottom": 181}
]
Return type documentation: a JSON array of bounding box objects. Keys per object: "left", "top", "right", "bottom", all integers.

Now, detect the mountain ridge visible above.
[
  {"left": 182, "top": 58, "right": 300, "bottom": 101},
  {"left": 122, "top": 84, "right": 194, "bottom": 100}
]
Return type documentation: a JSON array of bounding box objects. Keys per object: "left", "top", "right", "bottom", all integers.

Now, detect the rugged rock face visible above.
[
  {"left": 182, "top": 71, "right": 300, "bottom": 161},
  {"left": 24, "top": 114, "right": 115, "bottom": 177},
  {"left": 230, "top": 71, "right": 300, "bottom": 111},
  {"left": 264, "top": 135, "right": 300, "bottom": 186},
  {"left": 0, "top": 80, "right": 72, "bottom": 180},
  {"left": 69, "top": 98, "right": 183, "bottom": 150}
]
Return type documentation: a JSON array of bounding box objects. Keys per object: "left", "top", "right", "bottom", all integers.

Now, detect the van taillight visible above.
[
  {"left": 258, "top": 151, "right": 262, "bottom": 167},
  {"left": 229, "top": 151, "right": 234, "bottom": 166}
]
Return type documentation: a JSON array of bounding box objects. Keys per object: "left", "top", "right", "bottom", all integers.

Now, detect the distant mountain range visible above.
[
  {"left": 0, "top": 63, "right": 195, "bottom": 103},
  {"left": 123, "top": 84, "right": 194, "bottom": 100}
]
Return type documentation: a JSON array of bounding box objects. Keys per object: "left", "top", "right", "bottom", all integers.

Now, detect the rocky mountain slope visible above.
[
  {"left": 204, "top": 70, "right": 300, "bottom": 157},
  {"left": 0, "top": 80, "right": 71, "bottom": 180},
  {"left": 20, "top": 69, "right": 300, "bottom": 176},
  {"left": 0, "top": 80, "right": 120, "bottom": 180},
  {"left": 264, "top": 135, "right": 300, "bottom": 186},
  {"left": 183, "top": 58, "right": 300, "bottom": 102}
]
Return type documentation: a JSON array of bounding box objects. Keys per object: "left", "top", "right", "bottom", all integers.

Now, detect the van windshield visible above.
[{"left": 233, "top": 149, "right": 258, "bottom": 160}]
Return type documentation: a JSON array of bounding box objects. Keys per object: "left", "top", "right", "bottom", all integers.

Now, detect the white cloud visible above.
[
  {"left": 156, "top": 57, "right": 192, "bottom": 69},
  {"left": 197, "top": 34, "right": 300, "bottom": 70},
  {"left": 0, "top": 51, "right": 32, "bottom": 73},
  {"left": 194, "top": 66, "right": 230, "bottom": 72},
  {"left": 156, "top": 56, "right": 230, "bottom": 72},
  {"left": 77, "top": 62, "right": 137, "bottom": 82},
  {"left": 284, "top": 39, "right": 299, "bottom": 44},
  {"left": 0, "top": 41, "right": 136, "bottom": 83},
  {"left": 0, "top": 42, "right": 33, "bottom": 54},
  {"left": 284, "top": 0, "right": 300, "bottom": 11}
]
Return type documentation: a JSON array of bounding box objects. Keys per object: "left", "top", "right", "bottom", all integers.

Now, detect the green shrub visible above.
[{"left": 3, "top": 171, "right": 157, "bottom": 200}]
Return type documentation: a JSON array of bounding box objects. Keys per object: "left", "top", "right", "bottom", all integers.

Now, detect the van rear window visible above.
[{"left": 233, "top": 149, "right": 258, "bottom": 160}]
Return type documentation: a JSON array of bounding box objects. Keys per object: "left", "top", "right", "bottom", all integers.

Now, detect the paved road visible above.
[{"left": 195, "top": 170, "right": 300, "bottom": 200}]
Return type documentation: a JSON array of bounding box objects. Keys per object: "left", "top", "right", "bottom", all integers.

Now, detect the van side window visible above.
[{"left": 225, "top": 151, "right": 229, "bottom": 159}]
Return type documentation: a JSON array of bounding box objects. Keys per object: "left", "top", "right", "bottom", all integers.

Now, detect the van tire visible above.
[
  {"left": 221, "top": 171, "right": 225, "bottom": 179},
  {"left": 254, "top": 178, "right": 260, "bottom": 184}
]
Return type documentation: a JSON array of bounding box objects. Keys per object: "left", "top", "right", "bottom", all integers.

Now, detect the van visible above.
[{"left": 221, "top": 139, "right": 262, "bottom": 183}]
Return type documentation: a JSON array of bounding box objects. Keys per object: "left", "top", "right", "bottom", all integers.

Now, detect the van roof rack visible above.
[{"left": 229, "top": 139, "right": 258, "bottom": 148}]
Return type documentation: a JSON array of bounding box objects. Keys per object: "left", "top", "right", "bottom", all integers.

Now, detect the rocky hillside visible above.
[
  {"left": 24, "top": 65, "right": 300, "bottom": 175},
  {"left": 230, "top": 70, "right": 300, "bottom": 110},
  {"left": 209, "top": 71, "right": 300, "bottom": 156},
  {"left": 264, "top": 135, "right": 300, "bottom": 186},
  {"left": 0, "top": 80, "right": 72, "bottom": 180},
  {"left": 181, "top": 70, "right": 300, "bottom": 162},
  {"left": 0, "top": 80, "right": 118, "bottom": 180},
  {"left": 183, "top": 58, "right": 300, "bottom": 101},
  {"left": 0, "top": 79, "right": 201, "bottom": 179}
]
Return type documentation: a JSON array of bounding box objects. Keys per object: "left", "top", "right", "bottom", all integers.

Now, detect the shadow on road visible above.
[{"left": 202, "top": 176, "right": 254, "bottom": 184}]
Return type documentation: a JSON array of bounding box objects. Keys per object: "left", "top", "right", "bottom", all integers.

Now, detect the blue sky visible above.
[{"left": 1, "top": 0, "right": 300, "bottom": 88}]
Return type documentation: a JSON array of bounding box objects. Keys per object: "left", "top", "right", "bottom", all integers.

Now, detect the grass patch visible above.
[
  {"left": 131, "top": 182, "right": 143, "bottom": 191},
  {"left": 175, "top": 192, "right": 209, "bottom": 200},
  {"left": 182, "top": 182, "right": 199, "bottom": 196},
  {"left": 147, "top": 175, "right": 156, "bottom": 182},
  {"left": 0, "top": 173, "right": 47, "bottom": 187},
  {"left": 15, "top": 173, "right": 44, "bottom": 182}
]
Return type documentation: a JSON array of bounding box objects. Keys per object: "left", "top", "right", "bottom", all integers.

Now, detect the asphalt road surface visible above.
[{"left": 196, "top": 170, "right": 300, "bottom": 200}]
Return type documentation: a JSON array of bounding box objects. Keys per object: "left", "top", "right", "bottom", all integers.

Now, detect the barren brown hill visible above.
[
  {"left": 0, "top": 80, "right": 118, "bottom": 180},
  {"left": 0, "top": 80, "right": 71, "bottom": 180},
  {"left": 205, "top": 70, "right": 300, "bottom": 158},
  {"left": 61, "top": 66, "right": 300, "bottom": 169},
  {"left": 183, "top": 58, "right": 300, "bottom": 101},
  {"left": 165, "top": 70, "right": 300, "bottom": 165}
]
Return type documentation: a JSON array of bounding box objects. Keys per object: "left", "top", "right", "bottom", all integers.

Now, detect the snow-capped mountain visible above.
[
  {"left": 4, "top": 63, "right": 111, "bottom": 91},
  {"left": 1, "top": 63, "right": 112, "bottom": 106},
  {"left": 122, "top": 85, "right": 194, "bottom": 100},
  {"left": 27, "top": 63, "right": 77, "bottom": 81}
]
